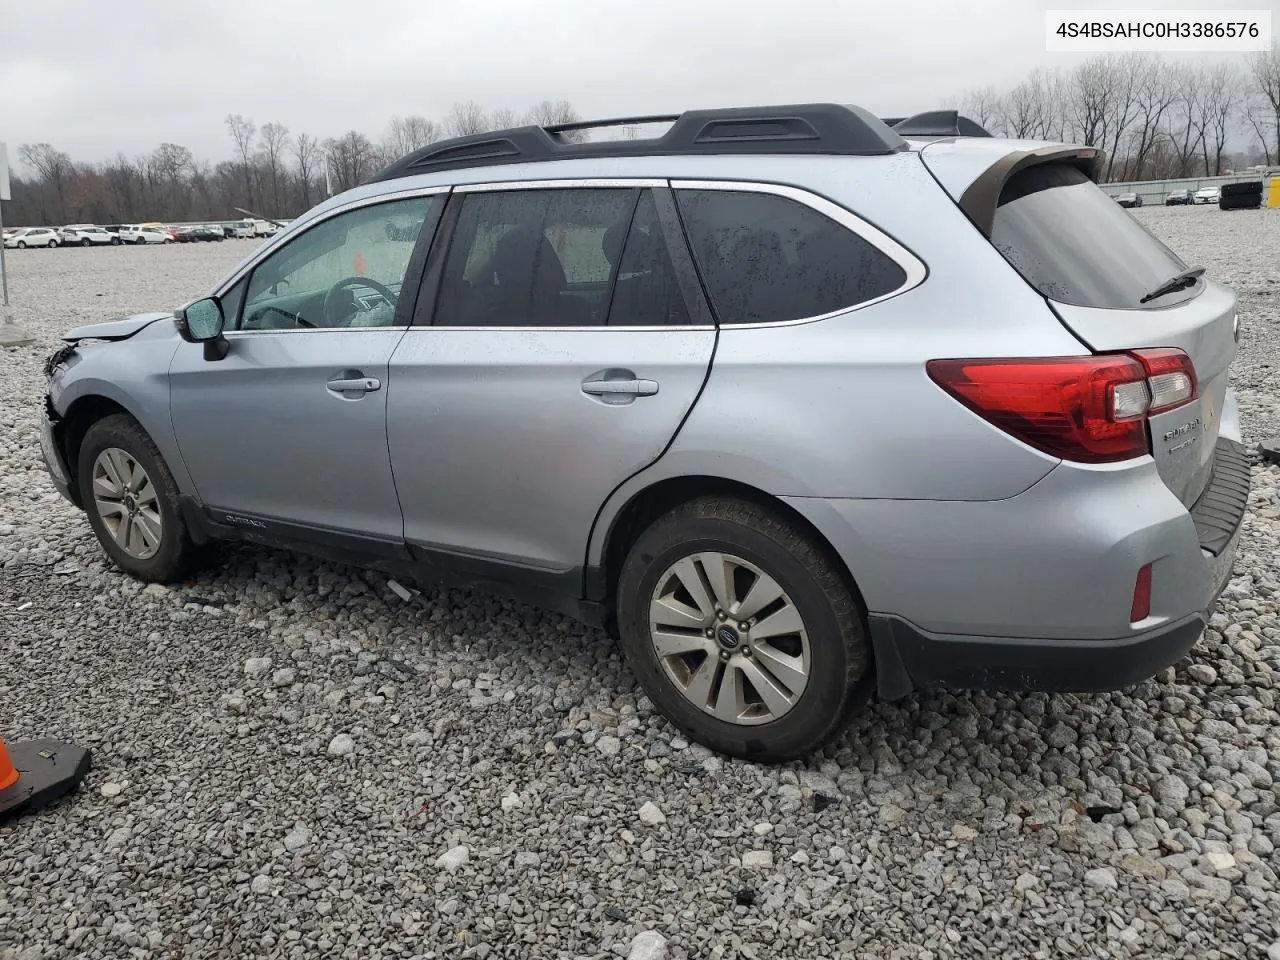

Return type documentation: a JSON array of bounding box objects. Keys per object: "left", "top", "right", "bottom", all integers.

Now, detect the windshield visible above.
[{"left": 990, "top": 164, "right": 1195, "bottom": 309}]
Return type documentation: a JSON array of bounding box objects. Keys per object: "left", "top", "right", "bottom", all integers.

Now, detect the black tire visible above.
[
  {"left": 111, "top": 237, "right": 121, "bottom": 245},
  {"left": 77, "top": 414, "right": 204, "bottom": 583},
  {"left": 16, "top": 241, "right": 25, "bottom": 249},
  {"left": 1221, "top": 181, "right": 1263, "bottom": 199},
  {"left": 616, "top": 496, "right": 871, "bottom": 763},
  {"left": 49, "top": 240, "right": 58, "bottom": 248},
  {"left": 136, "top": 236, "right": 147, "bottom": 245}
]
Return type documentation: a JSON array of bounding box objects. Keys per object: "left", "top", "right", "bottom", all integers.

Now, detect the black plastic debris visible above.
[{"left": 734, "top": 888, "right": 757, "bottom": 907}]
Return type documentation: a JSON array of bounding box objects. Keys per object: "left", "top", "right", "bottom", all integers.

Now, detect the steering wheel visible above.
[{"left": 321, "top": 276, "right": 397, "bottom": 327}]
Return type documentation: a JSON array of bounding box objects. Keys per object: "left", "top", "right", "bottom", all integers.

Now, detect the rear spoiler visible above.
[{"left": 957, "top": 145, "right": 1102, "bottom": 237}]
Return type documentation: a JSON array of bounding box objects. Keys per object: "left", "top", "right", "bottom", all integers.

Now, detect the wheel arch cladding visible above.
[
  {"left": 56, "top": 395, "right": 139, "bottom": 507},
  {"left": 596, "top": 474, "right": 870, "bottom": 625}
]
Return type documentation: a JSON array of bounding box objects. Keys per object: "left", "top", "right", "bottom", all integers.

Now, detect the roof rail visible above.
[
  {"left": 888, "top": 110, "right": 993, "bottom": 138},
  {"left": 365, "top": 103, "right": 909, "bottom": 183}
]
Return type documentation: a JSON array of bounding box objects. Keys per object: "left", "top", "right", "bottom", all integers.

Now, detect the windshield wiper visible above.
[{"left": 1139, "top": 266, "right": 1205, "bottom": 304}]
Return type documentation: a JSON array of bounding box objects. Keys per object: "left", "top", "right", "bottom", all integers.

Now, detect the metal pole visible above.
[
  {"left": 0, "top": 194, "right": 10, "bottom": 308},
  {"left": 0, "top": 196, "right": 34, "bottom": 348}
]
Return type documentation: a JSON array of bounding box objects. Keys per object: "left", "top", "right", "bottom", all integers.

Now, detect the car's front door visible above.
[
  {"left": 387, "top": 183, "right": 716, "bottom": 594},
  {"left": 169, "top": 191, "right": 445, "bottom": 552}
]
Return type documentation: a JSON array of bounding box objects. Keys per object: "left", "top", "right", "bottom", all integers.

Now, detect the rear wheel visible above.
[
  {"left": 48, "top": 239, "right": 58, "bottom": 248},
  {"left": 78, "top": 414, "right": 204, "bottom": 583},
  {"left": 616, "top": 496, "right": 870, "bottom": 762},
  {"left": 111, "top": 236, "right": 121, "bottom": 245}
]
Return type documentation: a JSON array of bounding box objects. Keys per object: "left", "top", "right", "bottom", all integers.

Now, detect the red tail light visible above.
[{"left": 926, "top": 350, "right": 1197, "bottom": 464}]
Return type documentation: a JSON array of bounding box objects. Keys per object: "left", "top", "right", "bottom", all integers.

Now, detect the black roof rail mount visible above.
[
  {"left": 889, "top": 110, "right": 993, "bottom": 138},
  {"left": 366, "top": 103, "right": 909, "bottom": 183}
]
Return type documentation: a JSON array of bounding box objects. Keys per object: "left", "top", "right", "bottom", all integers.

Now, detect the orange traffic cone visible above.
[
  {"left": 0, "top": 734, "right": 91, "bottom": 821},
  {"left": 0, "top": 739, "right": 18, "bottom": 791}
]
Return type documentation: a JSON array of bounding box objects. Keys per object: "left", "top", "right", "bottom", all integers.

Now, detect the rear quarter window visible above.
[
  {"left": 990, "top": 164, "right": 1194, "bottom": 309},
  {"left": 674, "top": 189, "right": 907, "bottom": 325}
]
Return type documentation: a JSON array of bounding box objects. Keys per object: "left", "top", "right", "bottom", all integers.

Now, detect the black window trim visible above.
[
  {"left": 412, "top": 178, "right": 714, "bottom": 331},
  {"left": 670, "top": 179, "right": 928, "bottom": 328},
  {"left": 211, "top": 185, "right": 452, "bottom": 336}
]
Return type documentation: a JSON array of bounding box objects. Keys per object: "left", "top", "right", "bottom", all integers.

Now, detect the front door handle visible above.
[
  {"left": 581, "top": 378, "right": 659, "bottom": 397},
  {"left": 327, "top": 376, "right": 381, "bottom": 395}
]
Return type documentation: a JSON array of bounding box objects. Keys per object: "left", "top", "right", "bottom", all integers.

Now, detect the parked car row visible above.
[
  {"left": 1110, "top": 186, "right": 1239, "bottom": 208},
  {"left": 3, "top": 220, "right": 280, "bottom": 249}
]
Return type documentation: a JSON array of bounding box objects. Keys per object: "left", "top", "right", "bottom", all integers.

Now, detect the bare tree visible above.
[
  {"left": 489, "top": 108, "right": 519, "bottom": 131},
  {"left": 1165, "top": 73, "right": 1206, "bottom": 177},
  {"left": 384, "top": 115, "right": 440, "bottom": 157},
  {"left": 444, "top": 101, "right": 489, "bottom": 137},
  {"left": 1198, "top": 64, "right": 1239, "bottom": 176},
  {"left": 259, "top": 122, "right": 290, "bottom": 215},
  {"left": 1070, "top": 57, "right": 1115, "bottom": 153},
  {"left": 225, "top": 114, "right": 258, "bottom": 205},
  {"left": 325, "top": 131, "right": 379, "bottom": 193},
  {"left": 18, "top": 143, "right": 74, "bottom": 220},
  {"left": 292, "top": 133, "right": 322, "bottom": 210},
  {"left": 1246, "top": 42, "right": 1280, "bottom": 162},
  {"left": 526, "top": 99, "right": 586, "bottom": 141},
  {"left": 959, "top": 85, "right": 1004, "bottom": 131},
  {"left": 1124, "top": 58, "right": 1180, "bottom": 179}
]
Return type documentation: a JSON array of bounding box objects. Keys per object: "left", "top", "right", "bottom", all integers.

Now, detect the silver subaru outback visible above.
[{"left": 40, "top": 104, "right": 1248, "bottom": 762}]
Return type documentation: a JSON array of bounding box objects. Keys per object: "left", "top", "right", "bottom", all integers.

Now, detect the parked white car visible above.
[
  {"left": 59, "top": 225, "right": 119, "bottom": 246},
  {"left": 119, "top": 225, "right": 172, "bottom": 245},
  {"left": 3, "top": 227, "right": 60, "bottom": 248},
  {"left": 1194, "top": 186, "right": 1221, "bottom": 205},
  {"left": 252, "top": 219, "right": 280, "bottom": 238},
  {"left": 230, "top": 220, "right": 255, "bottom": 238}
]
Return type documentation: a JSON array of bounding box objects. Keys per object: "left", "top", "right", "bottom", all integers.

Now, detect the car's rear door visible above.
[{"left": 386, "top": 181, "right": 715, "bottom": 594}]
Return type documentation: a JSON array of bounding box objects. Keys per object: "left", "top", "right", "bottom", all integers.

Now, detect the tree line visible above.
[
  {"left": 4, "top": 99, "right": 582, "bottom": 227},
  {"left": 6, "top": 46, "right": 1280, "bottom": 228},
  {"left": 954, "top": 47, "right": 1280, "bottom": 181}
]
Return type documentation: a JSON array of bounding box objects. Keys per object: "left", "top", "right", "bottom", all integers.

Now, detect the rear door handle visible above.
[
  {"left": 327, "top": 377, "right": 381, "bottom": 395},
  {"left": 581, "top": 378, "right": 659, "bottom": 397}
]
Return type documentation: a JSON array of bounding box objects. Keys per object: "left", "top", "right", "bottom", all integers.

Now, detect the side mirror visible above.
[{"left": 176, "top": 297, "right": 230, "bottom": 361}]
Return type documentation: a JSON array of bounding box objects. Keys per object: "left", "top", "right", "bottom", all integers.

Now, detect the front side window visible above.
[
  {"left": 675, "top": 189, "right": 908, "bottom": 325},
  {"left": 238, "top": 195, "right": 437, "bottom": 331},
  {"left": 436, "top": 188, "right": 641, "bottom": 327}
]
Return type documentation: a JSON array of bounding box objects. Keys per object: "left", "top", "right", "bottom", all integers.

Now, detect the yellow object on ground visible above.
[{"left": 1268, "top": 178, "right": 1280, "bottom": 209}]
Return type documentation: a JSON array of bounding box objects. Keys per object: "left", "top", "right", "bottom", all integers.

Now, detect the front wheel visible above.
[
  {"left": 77, "top": 414, "right": 205, "bottom": 583},
  {"left": 616, "top": 496, "right": 870, "bottom": 763},
  {"left": 16, "top": 241, "right": 26, "bottom": 249}
]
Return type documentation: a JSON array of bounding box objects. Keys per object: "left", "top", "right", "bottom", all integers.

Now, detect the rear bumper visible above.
[
  {"left": 785, "top": 436, "right": 1249, "bottom": 698},
  {"left": 869, "top": 611, "right": 1206, "bottom": 696}
]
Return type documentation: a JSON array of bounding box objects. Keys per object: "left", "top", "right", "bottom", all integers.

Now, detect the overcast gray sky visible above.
[{"left": 0, "top": 0, "right": 1253, "bottom": 165}]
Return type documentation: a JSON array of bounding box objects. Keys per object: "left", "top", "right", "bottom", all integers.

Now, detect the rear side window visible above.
[
  {"left": 675, "top": 189, "right": 907, "bottom": 325},
  {"left": 436, "top": 188, "right": 690, "bottom": 328},
  {"left": 990, "top": 164, "right": 1192, "bottom": 309}
]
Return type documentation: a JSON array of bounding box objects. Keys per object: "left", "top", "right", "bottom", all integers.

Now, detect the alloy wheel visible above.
[
  {"left": 648, "top": 551, "right": 811, "bottom": 725},
  {"left": 91, "top": 447, "right": 163, "bottom": 559}
]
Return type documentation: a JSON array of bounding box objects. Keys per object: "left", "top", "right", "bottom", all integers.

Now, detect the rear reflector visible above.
[
  {"left": 1131, "top": 563, "right": 1152, "bottom": 622},
  {"left": 926, "top": 348, "right": 1198, "bottom": 464}
]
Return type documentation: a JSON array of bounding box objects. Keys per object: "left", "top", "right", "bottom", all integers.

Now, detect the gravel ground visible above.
[{"left": 1, "top": 209, "right": 1279, "bottom": 960}]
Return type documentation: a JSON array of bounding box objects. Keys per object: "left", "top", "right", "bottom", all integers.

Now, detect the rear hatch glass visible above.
[
  {"left": 987, "top": 162, "right": 1237, "bottom": 510},
  {"left": 990, "top": 165, "right": 1194, "bottom": 309}
]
